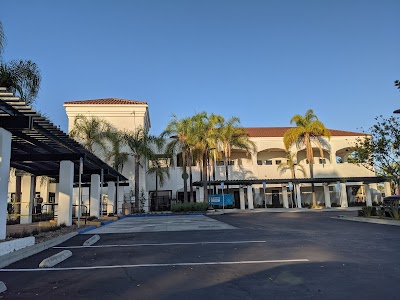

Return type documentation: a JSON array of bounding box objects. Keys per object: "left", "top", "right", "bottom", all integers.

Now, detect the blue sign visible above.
[{"left": 208, "top": 194, "right": 233, "bottom": 206}]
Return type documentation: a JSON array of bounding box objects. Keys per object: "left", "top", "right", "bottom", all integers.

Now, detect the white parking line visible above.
[
  {"left": 53, "top": 240, "right": 267, "bottom": 249},
  {"left": 0, "top": 259, "right": 309, "bottom": 272}
]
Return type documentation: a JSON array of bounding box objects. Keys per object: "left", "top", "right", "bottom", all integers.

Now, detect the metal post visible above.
[
  {"left": 213, "top": 150, "right": 217, "bottom": 194},
  {"left": 263, "top": 181, "right": 267, "bottom": 209},
  {"left": 78, "top": 157, "right": 83, "bottom": 227},
  {"left": 222, "top": 187, "right": 225, "bottom": 212},
  {"left": 115, "top": 176, "right": 119, "bottom": 215},
  {"left": 100, "top": 169, "right": 104, "bottom": 219}
]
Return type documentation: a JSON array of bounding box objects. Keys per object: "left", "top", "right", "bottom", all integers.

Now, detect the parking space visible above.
[
  {"left": 1, "top": 211, "right": 400, "bottom": 299},
  {"left": 83, "top": 214, "right": 236, "bottom": 234}
]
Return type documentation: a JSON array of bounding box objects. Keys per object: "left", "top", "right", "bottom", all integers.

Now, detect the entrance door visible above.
[
  {"left": 233, "top": 191, "right": 240, "bottom": 208},
  {"left": 272, "top": 190, "right": 280, "bottom": 208}
]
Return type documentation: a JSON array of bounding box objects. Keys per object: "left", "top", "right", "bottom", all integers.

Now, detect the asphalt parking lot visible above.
[{"left": 1, "top": 210, "right": 400, "bottom": 299}]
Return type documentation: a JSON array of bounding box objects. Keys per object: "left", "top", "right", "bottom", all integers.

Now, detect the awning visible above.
[{"left": 0, "top": 87, "right": 127, "bottom": 183}]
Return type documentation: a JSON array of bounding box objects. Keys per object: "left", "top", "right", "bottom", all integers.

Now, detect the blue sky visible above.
[{"left": 1, "top": 0, "right": 399, "bottom": 135}]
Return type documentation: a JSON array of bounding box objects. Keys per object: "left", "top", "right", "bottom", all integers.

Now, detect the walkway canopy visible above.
[
  {"left": 0, "top": 88, "right": 127, "bottom": 183},
  {"left": 193, "top": 177, "right": 389, "bottom": 187}
]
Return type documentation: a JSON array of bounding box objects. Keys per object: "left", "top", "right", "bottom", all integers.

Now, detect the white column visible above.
[
  {"left": 369, "top": 183, "right": 378, "bottom": 204},
  {"left": 196, "top": 187, "right": 200, "bottom": 202},
  {"left": 254, "top": 188, "right": 261, "bottom": 206},
  {"left": 90, "top": 174, "right": 100, "bottom": 218},
  {"left": 20, "top": 175, "right": 35, "bottom": 224},
  {"left": 239, "top": 187, "right": 245, "bottom": 210},
  {"left": 198, "top": 187, "right": 204, "bottom": 203},
  {"left": 296, "top": 184, "right": 302, "bottom": 208},
  {"left": 58, "top": 160, "right": 74, "bottom": 226},
  {"left": 117, "top": 185, "right": 124, "bottom": 214},
  {"left": 323, "top": 184, "right": 331, "bottom": 208},
  {"left": 364, "top": 184, "right": 372, "bottom": 207},
  {"left": 340, "top": 183, "right": 348, "bottom": 208},
  {"left": 247, "top": 186, "right": 254, "bottom": 210},
  {"left": 282, "top": 186, "right": 289, "bottom": 208},
  {"left": 38, "top": 176, "right": 49, "bottom": 204},
  {"left": 0, "top": 128, "right": 12, "bottom": 240},
  {"left": 384, "top": 181, "right": 391, "bottom": 197},
  {"left": 54, "top": 183, "right": 59, "bottom": 217},
  {"left": 107, "top": 182, "right": 116, "bottom": 214}
]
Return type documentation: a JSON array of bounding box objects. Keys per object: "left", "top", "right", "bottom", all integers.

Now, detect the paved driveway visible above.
[
  {"left": 1, "top": 210, "right": 400, "bottom": 299},
  {"left": 84, "top": 214, "right": 236, "bottom": 234}
]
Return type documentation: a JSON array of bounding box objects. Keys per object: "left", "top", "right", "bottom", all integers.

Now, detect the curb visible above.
[
  {"left": 100, "top": 220, "right": 115, "bottom": 226},
  {"left": 0, "top": 232, "right": 78, "bottom": 269},
  {"left": 39, "top": 250, "right": 72, "bottom": 268},
  {"left": 78, "top": 225, "right": 98, "bottom": 234},
  {"left": 0, "top": 281, "right": 6, "bottom": 293},
  {"left": 83, "top": 235, "right": 100, "bottom": 246},
  {"left": 120, "top": 213, "right": 205, "bottom": 218},
  {"left": 333, "top": 216, "right": 400, "bottom": 226}
]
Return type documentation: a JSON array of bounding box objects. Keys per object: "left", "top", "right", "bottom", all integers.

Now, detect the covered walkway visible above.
[{"left": 0, "top": 87, "right": 127, "bottom": 240}]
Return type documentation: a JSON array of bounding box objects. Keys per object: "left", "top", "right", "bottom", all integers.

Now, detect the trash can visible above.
[{"left": 122, "top": 202, "right": 131, "bottom": 215}]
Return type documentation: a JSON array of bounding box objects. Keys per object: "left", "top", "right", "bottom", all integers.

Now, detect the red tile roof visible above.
[
  {"left": 244, "top": 127, "right": 367, "bottom": 137},
  {"left": 64, "top": 98, "right": 147, "bottom": 105}
]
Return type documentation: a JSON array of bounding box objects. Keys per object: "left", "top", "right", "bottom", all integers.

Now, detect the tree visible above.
[
  {"left": 283, "top": 109, "right": 331, "bottom": 208},
  {"left": 162, "top": 115, "right": 192, "bottom": 203},
  {"left": 0, "top": 60, "right": 41, "bottom": 105},
  {"left": 124, "top": 127, "right": 163, "bottom": 211},
  {"left": 69, "top": 114, "right": 111, "bottom": 154},
  {"left": 0, "top": 21, "right": 41, "bottom": 105},
  {"left": 148, "top": 158, "right": 170, "bottom": 211},
  {"left": 0, "top": 21, "right": 5, "bottom": 56},
  {"left": 350, "top": 115, "right": 400, "bottom": 192},
  {"left": 104, "top": 129, "right": 129, "bottom": 172},
  {"left": 218, "top": 116, "right": 256, "bottom": 194},
  {"left": 191, "top": 112, "right": 223, "bottom": 204},
  {"left": 395, "top": 80, "right": 400, "bottom": 91},
  {"left": 277, "top": 151, "right": 306, "bottom": 207}
]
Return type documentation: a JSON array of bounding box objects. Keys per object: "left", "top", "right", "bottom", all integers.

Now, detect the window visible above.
[
  {"left": 319, "top": 158, "right": 326, "bottom": 164},
  {"left": 265, "top": 160, "right": 272, "bottom": 165},
  {"left": 275, "top": 160, "right": 281, "bottom": 165},
  {"left": 257, "top": 160, "right": 262, "bottom": 165},
  {"left": 216, "top": 161, "right": 224, "bottom": 166},
  {"left": 176, "top": 153, "right": 183, "bottom": 167},
  {"left": 228, "top": 160, "right": 235, "bottom": 165}
]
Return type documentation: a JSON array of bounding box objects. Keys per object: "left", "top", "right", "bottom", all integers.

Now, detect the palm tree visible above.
[
  {"left": 283, "top": 109, "right": 331, "bottom": 208},
  {"left": 162, "top": 115, "right": 192, "bottom": 203},
  {"left": 277, "top": 151, "right": 307, "bottom": 207},
  {"left": 124, "top": 127, "right": 163, "bottom": 211},
  {"left": 148, "top": 158, "right": 170, "bottom": 211},
  {"left": 0, "top": 21, "right": 5, "bottom": 57},
  {"left": 104, "top": 129, "right": 129, "bottom": 173},
  {"left": 191, "top": 112, "right": 223, "bottom": 204},
  {"left": 0, "top": 21, "right": 41, "bottom": 105},
  {"left": 218, "top": 116, "right": 256, "bottom": 194},
  {"left": 69, "top": 114, "right": 111, "bottom": 154},
  {"left": 0, "top": 60, "right": 41, "bottom": 105}
]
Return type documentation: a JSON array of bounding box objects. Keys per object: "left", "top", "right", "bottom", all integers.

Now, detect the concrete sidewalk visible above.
[{"left": 207, "top": 207, "right": 361, "bottom": 214}]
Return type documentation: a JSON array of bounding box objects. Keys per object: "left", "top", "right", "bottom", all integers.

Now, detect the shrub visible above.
[
  {"left": 6, "top": 219, "right": 19, "bottom": 225},
  {"left": 8, "top": 229, "right": 30, "bottom": 239},
  {"left": 171, "top": 202, "right": 208, "bottom": 212},
  {"left": 358, "top": 206, "right": 377, "bottom": 217},
  {"left": 385, "top": 204, "right": 400, "bottom": 220},
  {"left": 87, "top": 216, "right": 97, "bottom": 221}
]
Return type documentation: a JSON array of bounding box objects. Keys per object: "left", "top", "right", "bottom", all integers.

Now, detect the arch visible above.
[
  {"left": 335, "top": 147, "right": 354, "bottom": 163},
  {"left": 256, "top": 148, "right": 287, "bottom": 166},
  {"left": 297, "top": 148, "right": 331, "bottom": 165}
]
